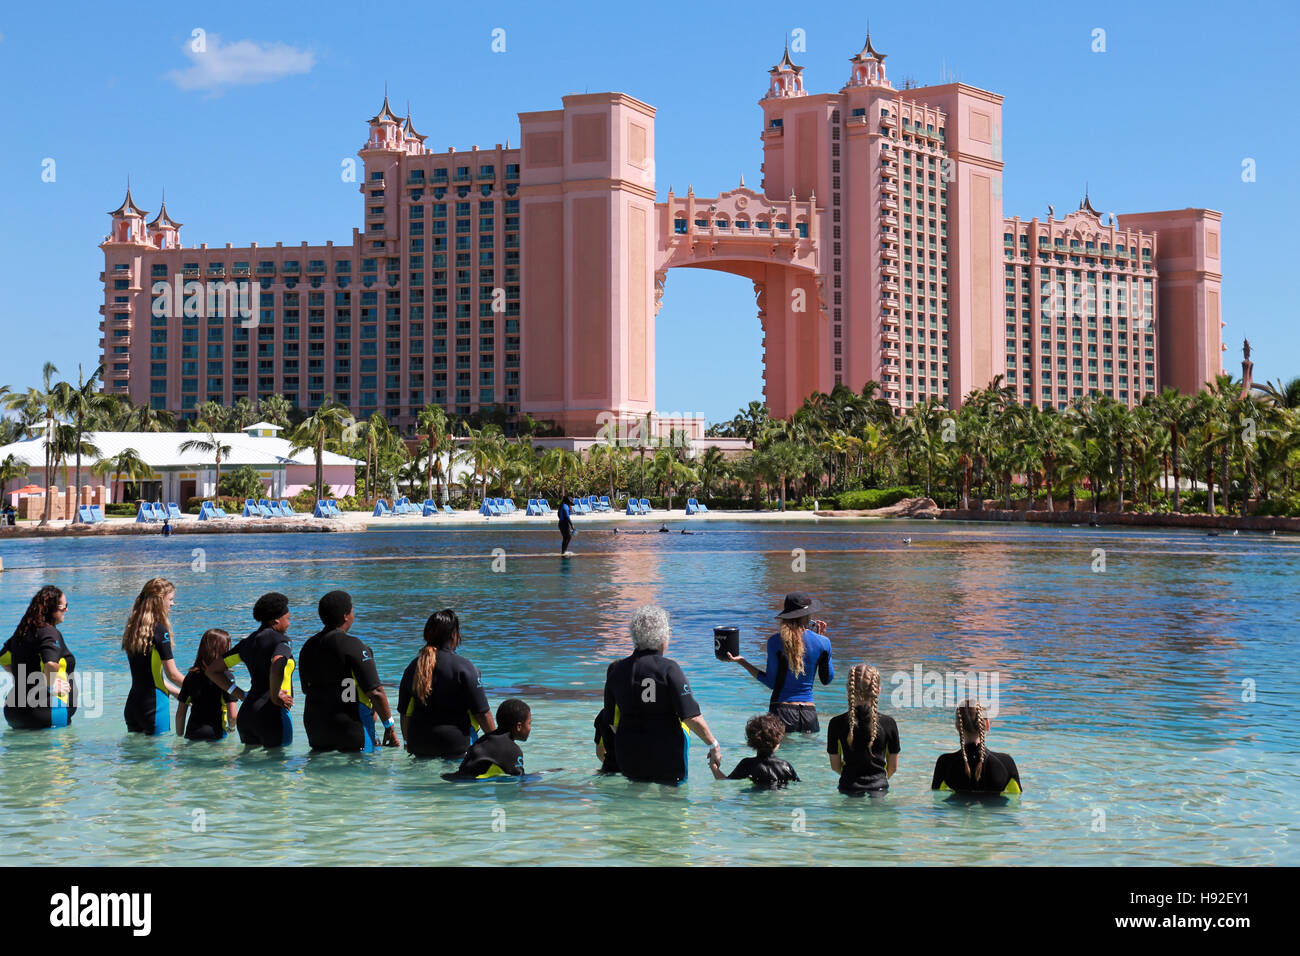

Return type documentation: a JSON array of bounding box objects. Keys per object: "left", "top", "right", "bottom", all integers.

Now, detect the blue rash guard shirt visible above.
[{"left": 754, "top": 630, "right": 833, "bottom": 704}]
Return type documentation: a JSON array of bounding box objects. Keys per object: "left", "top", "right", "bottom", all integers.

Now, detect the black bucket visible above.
[{"left": 713, "top": 626, "right": 740, "bottom": 661}]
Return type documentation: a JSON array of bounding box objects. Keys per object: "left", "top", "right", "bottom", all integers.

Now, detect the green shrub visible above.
[
  {"left": 835, "top": 486, "right": 923, "bottom": 510},
  {"left": 104, "top": 503, "right": 139, "bottom": 517},
  {"left": 217, "top": 466, "right": 270, "bottom": 502},
  {"left": 183, "top": 495, "right": 243, "bottom": 515}
]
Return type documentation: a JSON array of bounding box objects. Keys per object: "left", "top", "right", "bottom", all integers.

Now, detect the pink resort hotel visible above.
[{"left": 99, "top": 37, "right": 1223, "bottom": 435}]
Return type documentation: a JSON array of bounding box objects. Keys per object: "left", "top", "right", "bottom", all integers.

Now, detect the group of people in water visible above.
[{"left": 1, "top": 583, "right": 1020, "bottom": 794}]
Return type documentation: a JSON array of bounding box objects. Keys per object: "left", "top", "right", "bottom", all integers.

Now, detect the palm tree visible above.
[
  {"left": 695, "top": 446, "right": 726, "bottom": 503},
  {"left": 3, "top": 362, "right": 61, "bottom": 526},
  {"left": 539, "top": 447, "right": 579, "bottom": 500},
  {"left": 417, "top": 403, "right": 448, "bottom": 502},
  {"left": 648, "top": 448, "right": 698, "bottom": 510},
  {"left": 1258, "top": 376, "right": 1300, "bottom": 410},
  {"left": 131, "top": 402, "right": 177, "bottom": 433},
  {"left": 0, "top": 453, "right": 28, "bottom": 504},
  {"left": 258, "top": 394, "right": 294, "bottom": 428},
  {"left": 61, "top": 364, "right": 109, "bottom": 523},
  {"left": 288, "top": 399, "right": 353, "bottom": 500},
  {"left": 92, "top": 447, "right": 154, "bottom": 503},
  {"left": 51, "top": 424, "right": 101, "bottom": 497},
  {"left": 179, "top": 426, "right": 234, "bottom": 499}
]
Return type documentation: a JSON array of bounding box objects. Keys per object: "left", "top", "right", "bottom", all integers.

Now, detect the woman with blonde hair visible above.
[
  {"left": 726, "top": 592, "right": 834, "bottom": 732},
  {"left": 122, "top": 577, "right": 185, "bottom": 735},
  {"left": 826, "top": 664, "right": 900, "bottom": 795}
]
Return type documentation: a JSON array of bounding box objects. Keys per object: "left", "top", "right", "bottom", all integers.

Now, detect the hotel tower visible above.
[{"left": 100, "top": 36, "right": 1222, "bottom": 433}]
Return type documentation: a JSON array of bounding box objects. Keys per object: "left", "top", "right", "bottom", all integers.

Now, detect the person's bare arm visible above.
[
  {"left": 476, "top": 710, "right": 497, "bottom": 734},
  {"left": 162, "top": 658, "right": 185, "bottom": 698},
  {"left": 683, "top": 714, "right": 721, "bottom": 768},
  {"left": 829, "top": 754, "right": 843, "bottom": 773},
  {"left": 175, "top": 700, "right": 188, "bottom": 737},
  {"left": 368, "top": 685, "right": 400, "bottom": 747},
  {"left": 886, "top": 752, "right": 898, "bottom": 778}
]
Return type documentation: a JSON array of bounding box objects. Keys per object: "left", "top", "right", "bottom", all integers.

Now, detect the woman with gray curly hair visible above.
[{"left": 596, "top": 605, "right": 720, "bottom": 784}]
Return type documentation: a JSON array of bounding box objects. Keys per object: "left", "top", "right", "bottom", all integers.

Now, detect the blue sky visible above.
[{"left": 1, "top": 0, "right": 1296, "bottom": 423}]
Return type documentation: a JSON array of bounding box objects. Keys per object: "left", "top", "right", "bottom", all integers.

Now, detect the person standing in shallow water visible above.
[
  {"left": 726, "top": 592, "right": 833, "bottom": 733},
  {"left": 558, "top": 495, "right": 575, "bottom": 554},
  {"left": 1, "top": 586, "right": 77, "bottom": 729},
  {"left": 931, "top": 699, "right": 1022, "bottom": 796},
  {"left": 206, "top": 592, "right": 295, "bottom": 748},
  {"left": 826, "top": 664, "right": 900, "bottom": 795},
  {"left": 397, "top": 609, "right": 495, "bottom": 759},
  {"left": 122, "top": 578, "right": 185, "bottom": 736}
]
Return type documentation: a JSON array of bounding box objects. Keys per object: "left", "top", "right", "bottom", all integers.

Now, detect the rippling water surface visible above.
[{"left": 1, "top": 519, "right": 1295, "bottom": 865}]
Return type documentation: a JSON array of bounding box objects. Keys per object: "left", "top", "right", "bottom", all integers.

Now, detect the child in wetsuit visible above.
[
  {"left": 931, "top": 699, "right": 1022, "bottom": 795},
  {"left": 176, "top": 628, "right": 242, "bottom": 741},
  {"left": 445, "top": 699, "right": 532, "bottom": 779},
  {"left": 711, "top": 713, "right": 799, "bottom": 789}
]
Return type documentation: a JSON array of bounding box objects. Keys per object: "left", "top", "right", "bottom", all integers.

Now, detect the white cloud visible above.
[{"left": 168, "top": 35, "right": 315, "bottom": 93}]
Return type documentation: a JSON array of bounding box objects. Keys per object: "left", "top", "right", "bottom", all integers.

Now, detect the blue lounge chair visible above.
[
  {"left": 443, "top": 504, "right": 454, "bottom": 515},
  {"left": 479, "top": 500, "right": 500, "bottom": 517},
  {"left": 166, "top": 502, "right": 182, "bottom": 520},
  {"left": 277, "top": 500, "right": 294, "bottom": 516},
  {"left": 329, "top": 499, "right": 342, "bottom": 516},
  {"left": 90, "top": 504, "right": 105, "bottom": 523},
  {"left": 626, "top": 500, "right": 639, "bottom": 515},
  {"left": 422, "top": 499, "right": 440, "bottom": 517},
  {"left": 258, "top": 499, "right": 276, "bottom": 517},
  {"left": 540, "top": 500, "right": 552, "bottom": 514},
  {"left": 599, "top": 496, "right": 612, "bottom": 512},
  {"left": 198, "top": 501, "right": 214, "bottom": 521},
  {"left": 213, "top": 503, "right": 229, "bottom": 518},
  {"left": 685, "top": 499, "right": 698, "bottom": 515},
  {"left": 313, "top": 499, "right": 330, "bottom": 518},
  {"left": 135, "top": 503, "right": 153, "bottom": 523},
  {"left": 526, "top": 499, "right": 540, "bottom": 516},
  {"left": 373, "top": 499, "right": 391, "bottom": 517},
  {"left": 242, "top": 498, "right": 259, "bottom": 517},
  {"left": 697, "top": 501, "right": 709, "bottom": 513},
  {"left": 77, "top": 505, "right": 93, "bottom": 523},
  {"left": 639, "top": 498, "right": 652, "bottom": 514}
]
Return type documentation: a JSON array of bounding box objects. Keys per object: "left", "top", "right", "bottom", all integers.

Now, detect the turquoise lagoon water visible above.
[{"left": 0, "top": 520, "right": 1295, "bottom": 865}]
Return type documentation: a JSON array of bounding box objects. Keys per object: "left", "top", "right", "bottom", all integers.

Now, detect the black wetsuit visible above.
[
  {"left": 299, "top": 626, "right": 383, "bottom": 753},
  {"left": 397, "top": 648, "right": 490, "bottom": 758},
  {"left": 444, "top": 728, "right": 525, "bottom": 779},
  {"left": 1, "top": 625, "right": 76, "bottom": 729},
  {"left": 223, "top": 625, "right": 294, "bottom": 748},
  {"left": 826, "top": 708, "right": 900, "bottom": 795},
  {"left": 932, "top": 746, "right": 1022, "bottom": 795},
  {"left": 558, "top": 502, "right": 574, "bottom": 553},
  {"left": 124, "top": 624, "right": 175, "bottom": 735},
  {"left": 726, "top": 754, "right": 800, "bottom": 789},
  {"left": 178, "top": 670, "right": 236, "bottom": 741},
  {"left": 594, "top": 708, "right": 619, "bottom": 773},
  {"left": 602, "top": 648, "right": 701, "bottom": 784}
]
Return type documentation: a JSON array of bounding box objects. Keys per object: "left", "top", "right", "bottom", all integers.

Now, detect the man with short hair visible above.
[{"left": 298, "top": 590, "right": 399, "bottom": 752}]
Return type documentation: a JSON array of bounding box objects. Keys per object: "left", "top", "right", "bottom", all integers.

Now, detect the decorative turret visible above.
[
  {"left": 765, "top": 44, "right": 806, "bottom": 99},
  {"left": 365, "top": 91, "right": 404, "bottom": 151},
  {"left": 107, "top": 186, "right": 149, "bottom": 245},
  {"left": 1079, "top": 186, "right": 1100, "bottom": 218},
  {"left": 846, "top": 33, "right": 891, "bottom": 89},
  {"left": 402, "top": 111, "right": 427, "bottom": 155},
  {"left": 147, "top": 195, "right": 182, "bottom": 249}
]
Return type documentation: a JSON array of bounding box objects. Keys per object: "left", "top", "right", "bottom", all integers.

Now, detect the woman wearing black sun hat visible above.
[{"left": 725, "top": 592, "right": 834, "bottom": 733}]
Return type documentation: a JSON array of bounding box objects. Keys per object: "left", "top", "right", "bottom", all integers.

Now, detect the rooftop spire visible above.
[
  {"left": 770, "top": 43, "right": 803, "bottom": 74},
  {"left": 148, "top": 193, "right": 182, "bottom": 229},
  {"left": 109, "top": 185, "right": 147, "bottom": 218},
  {"left": 1080, "top": 183, "right": 1099, "bottom": 216},
  {"left": 369, "top": 87, "right": 401, "bottom": 125}
]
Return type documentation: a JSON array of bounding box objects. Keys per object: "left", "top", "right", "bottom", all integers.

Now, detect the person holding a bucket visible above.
[{"left": 724, "top": 592, "right": 833, "bottom": 733}]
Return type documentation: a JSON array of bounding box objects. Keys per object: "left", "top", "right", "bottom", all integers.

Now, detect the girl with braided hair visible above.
[
  {"left": 825, "top": 664, "right": 900, "bottom": 795},
  {"left": 931, "top": 699, "right": 1022, "bottom": 795}
]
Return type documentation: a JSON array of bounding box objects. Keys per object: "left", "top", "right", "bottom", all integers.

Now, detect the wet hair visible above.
[
  {"left": 497, "top": 698, "right": 530, "bottom": 730},
  {"left": 414, "top": 609, "right": 460, "bottom": 705},
  {"left": 955, "top": 699, "right": 987, "bottom": 782},
  {"left": 779, "top": 615, "right": 809, "bottom": 678},
  {"left": 318, "top": 590, "right": 353, "bottom": 628},
  {"left": 12, "top": 586, "right": 64, "bottom": 641},
  {"left": 745, "top": 713, "right": 785, "bottom": 756},
  {"left": 253, "top": 592, "right": 290, "bottom": 625},
  {"left": 189, "top": 628, "right": 231, "bottom": 675},
  {"left": 122, "top": 578, "right": 175, "bottom": 658},
  {"left": 845, "top": 664, "right": 881, "bottom": 751}
]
